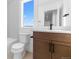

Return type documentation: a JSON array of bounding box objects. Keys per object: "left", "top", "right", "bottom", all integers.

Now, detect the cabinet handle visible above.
[
  {"left": 51, "top": 44, "right": 54, "bottom": 53},
  {"left": 49, "top": 42, "right": 52, "bottom": 52},
  {"left": 49, "top": 41, "right": 55, "bottom": 53}
]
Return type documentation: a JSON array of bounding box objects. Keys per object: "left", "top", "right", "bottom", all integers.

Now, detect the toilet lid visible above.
[{"left": 12, "top": 43, "right": 24, "bottom": 49}]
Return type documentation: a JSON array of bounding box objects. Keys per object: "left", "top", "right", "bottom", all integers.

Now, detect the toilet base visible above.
[{"left": 14, "top": 53, "right": 22, "bottom": 59}]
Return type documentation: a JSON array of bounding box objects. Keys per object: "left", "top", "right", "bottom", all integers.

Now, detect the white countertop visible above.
[
  {"left": 33, "top": 26, "right": 71, "bottom": 34},
  {"left": 33, "top": 29, "right": 71, "bottom": 34}
]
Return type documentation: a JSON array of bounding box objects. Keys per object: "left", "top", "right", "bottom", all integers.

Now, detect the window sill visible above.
[{"left": 22, "top": 26, "right": 33, "bottom": 29}]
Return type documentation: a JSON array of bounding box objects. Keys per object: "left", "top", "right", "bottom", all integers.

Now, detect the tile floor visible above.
[
  {"left": 7, "top": 52, "right": 33, "bottom": 59},
  {"left": 23, "top": 52, "right": 33, "bottom": 59}
]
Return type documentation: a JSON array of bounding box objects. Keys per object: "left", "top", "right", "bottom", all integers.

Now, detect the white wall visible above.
[
  {"left": 34, "top": 0, "right": 63, "bottom": 29},
  {"left": 63, "top": 0, "right": 71, "bottom": 27},
  {"left": 34, "top": 0, "right": 71, "bottom": 29},
  {"left": 7, "top": 0, "right": 20, "bottom": 39}
]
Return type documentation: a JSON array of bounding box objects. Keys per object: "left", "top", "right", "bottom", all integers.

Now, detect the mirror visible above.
[
  {"left": 44, "top": 9, "right": 57, "bottom": 26},
  {"left": 44, "top": 6, "right": 64, "bottom": 27}
]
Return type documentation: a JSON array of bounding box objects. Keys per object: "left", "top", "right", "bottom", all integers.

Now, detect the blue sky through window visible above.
[{"left": 23, "top": 0, "right": 34, "bottom": 26}]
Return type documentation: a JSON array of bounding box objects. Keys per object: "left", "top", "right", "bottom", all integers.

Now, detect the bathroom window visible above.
[{"left": 21, "top": 0, "right": 34, "bottom": 27}]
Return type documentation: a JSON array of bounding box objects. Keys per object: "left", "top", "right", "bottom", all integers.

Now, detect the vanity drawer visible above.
[
  {"left": 33, "top": 32, "right": 71, "bottom": 43},
  {"left": 49, "top": 33, "right": 71, "bottom": 43},
  {"left": 33, "top": 32, "right": 50, "bottom": 40}
]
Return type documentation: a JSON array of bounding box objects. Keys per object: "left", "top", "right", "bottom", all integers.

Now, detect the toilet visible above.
[{"left": 11, "top": 33, "right": 31, "bottom": 59}]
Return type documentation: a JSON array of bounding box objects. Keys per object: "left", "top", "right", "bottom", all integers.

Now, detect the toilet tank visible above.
[{"left": 19, "top": 33, "right": 31, "bottom": 44}]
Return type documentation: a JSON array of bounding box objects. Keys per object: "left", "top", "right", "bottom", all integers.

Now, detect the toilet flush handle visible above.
[{"left": 30, "top": 36, "right": 33, "bottom": 38}]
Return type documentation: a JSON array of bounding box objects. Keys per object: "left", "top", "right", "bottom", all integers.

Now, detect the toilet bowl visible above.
[
  {"left": 11, "top": 43, "right": 24, "bottom": 59},
  {"left": 11, "top": 33, "right": 31, "bottom": 59},
  {"left": 7, "top": 38, "right": 17, "bottom": 59}
]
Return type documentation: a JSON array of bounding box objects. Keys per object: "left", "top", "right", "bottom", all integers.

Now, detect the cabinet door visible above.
[
  {"left": 52, "top": 44, "right": 71, "bottom": 59},
  {"left": 34, "top": 39, "right": 51, "bottom": 59}
]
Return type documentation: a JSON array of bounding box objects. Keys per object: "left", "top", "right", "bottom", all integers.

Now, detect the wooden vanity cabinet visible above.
[{"left": 33, "top": 32, "right": 71, "bottom": 59}]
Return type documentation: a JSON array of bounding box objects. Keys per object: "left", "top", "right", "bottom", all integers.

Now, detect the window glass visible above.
[{"left": 23, "top": 0, "right": 34, "bottom": 27}]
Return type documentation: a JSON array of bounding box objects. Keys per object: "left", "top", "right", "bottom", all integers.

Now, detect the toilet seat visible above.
[{"left": 11, "top": 43, "right": 24, "bottom": 53}]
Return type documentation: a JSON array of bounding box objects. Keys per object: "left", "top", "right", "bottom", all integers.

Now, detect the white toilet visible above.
[{"left": 11, "top": 33, "right": 31, "bottom": 59}]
